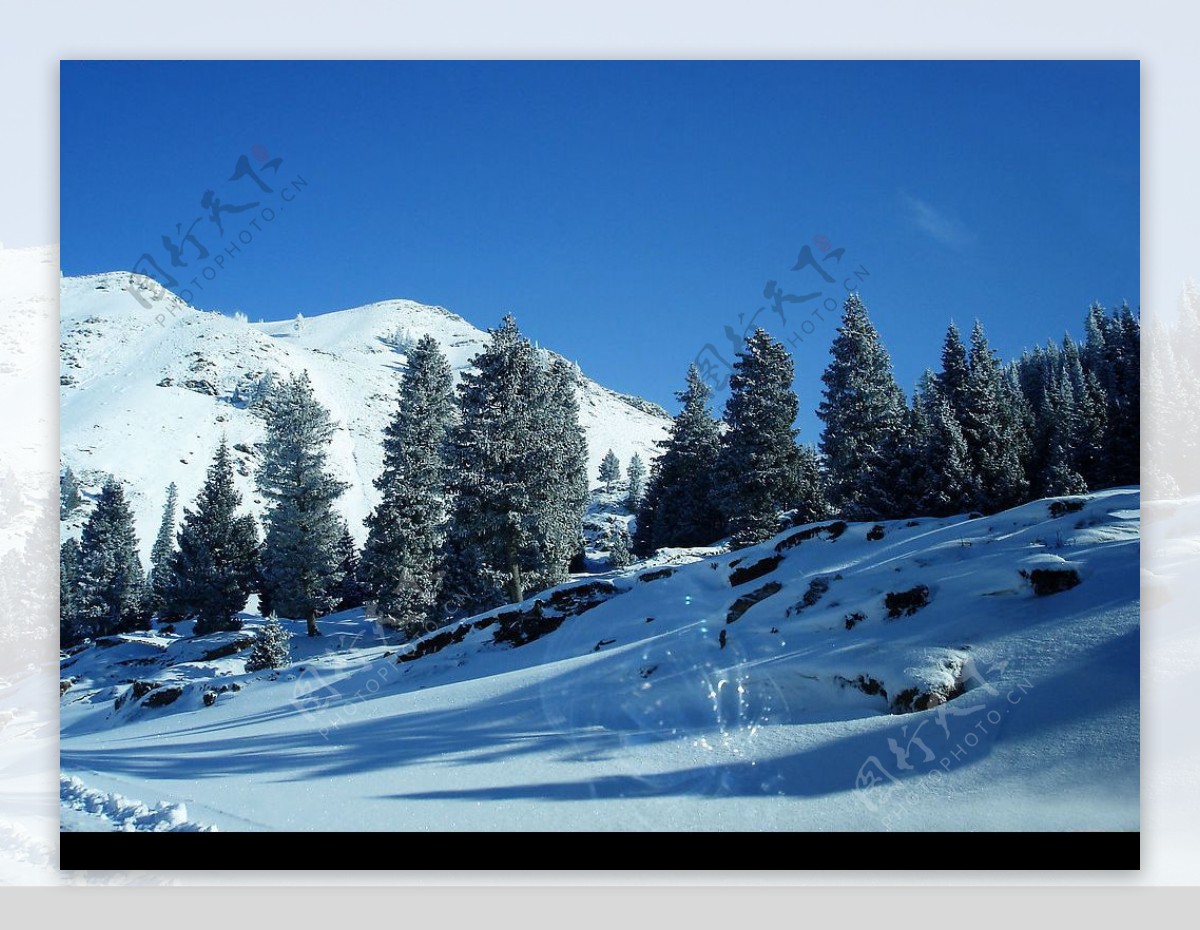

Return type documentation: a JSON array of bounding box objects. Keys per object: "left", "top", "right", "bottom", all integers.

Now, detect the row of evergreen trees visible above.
[
  {"left": 635, "top": 294, "right": 1139, "bottom": 553},
  {"left": 60, "top": 316, "right": 590, "bottom": 646},
  {"left": 60, "top": 296, "right": 1138, "bottom": 647}
]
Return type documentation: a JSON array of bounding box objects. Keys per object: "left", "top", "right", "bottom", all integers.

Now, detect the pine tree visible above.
[
  {"left": 169, "top": 440, "right": 261, "bottom": 635},
  {"left": 78, "top": 476, "right": 147, "bottom": 636},
  {"left": 146, "top": 482, "right": 178, "bottom": 617},
  {"left": 963, "top": 321, "right": 1029, "bottom": 512},
  {"left": 918, "top": 386, "right": 976, "bottom": 516},
  {"left": 793, "top": 443, "right": 832, "bottom": 522},
  {"left": 609, "top": 526, "right": 632, "bottom": 568},
  {"left": 528, "top": 356, "right": 590, "bottom": 589},
  {"left": 1107, "top": 302, "right": 1140, "bottom": 487},
  {"left": 1034, "top": 383, "right": 1088, "bottom": 496},
  {"left": 715, "top": 329, "right": 810, "bottom": 546},
  {"left": 626, "top": 453, "right": 646, "bottom": 510},
  {"left": 888, "top": 384, "right": 934, "bottom": 518},
  {"left": 817, "top": 294, "right": 908, "bottom": 520},
  {"left": 330, "top": 525, "right": 368, "bottom": 613},
  {"left": 361, "top": 335, "right": 455, "bottom": 634},
  {"left": 443, "top": 317, "right": 588, "bottom": 614},
  {"left": 1061, "top": 334, "right": 1107, "bottom": 488},
  {"left": 599, "top": 449, "right": 622, "bottom": 493},
  {"left": 60, "top": 538, "right": 84, "bottom": 646},
  {"left": 60, "top": 466, "right": 83, "bottom": 519},
  {"left": 257, "top": 372, "right": 349, "bottom": 636},
  {"left": 244, "top": 615, "right": 291, "bottom": 672},
  {"left": 936, "top": 322, "right": 971, "bottom": 418},
  {"left": 634, "top": 365, "right": 723, "bottom": 554}
]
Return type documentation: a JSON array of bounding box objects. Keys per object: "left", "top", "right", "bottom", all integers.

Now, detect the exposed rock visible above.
[
  {"left": 729, "top": 555, "right": 781, "bottom": 587},
  {"left": 143, "top": 685, "right": 183, "bottom": 708},
  {"left": 774, "top": 521, "right": 848, "bottom": 554},
  {"left": 726, "top": 581, "right": 783, "bottom": 624}
]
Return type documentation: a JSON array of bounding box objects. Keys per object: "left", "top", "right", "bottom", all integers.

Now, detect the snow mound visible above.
[{"left": 60, "top": 775, "right": 216, "bottom": 832}]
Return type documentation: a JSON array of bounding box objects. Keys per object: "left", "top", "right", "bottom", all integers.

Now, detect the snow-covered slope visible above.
[
  {"left": 60, "top": 273, "right": 672, "bottom": 557},
  {"left": 59, "top": 488, "right": 1139, "bottom": 832}
]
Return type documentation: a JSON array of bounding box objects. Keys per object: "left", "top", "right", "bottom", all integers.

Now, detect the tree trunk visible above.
[
  {"left": 506, "top": 559, "right": 523, "bottom": 606},
  {"left": 307, "top": 609, "right": 320, "bottom": 637},
  {"left": 504, "top": 528, "right": 524, "bottom": 605}
]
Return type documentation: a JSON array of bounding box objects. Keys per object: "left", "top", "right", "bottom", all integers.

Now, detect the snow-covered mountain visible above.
[
  {"left": 60, "top": 489, "right": 1139, "bottom": 832},
  {"left": 60, "top": 272, "right": 672, "bottom": 558}
]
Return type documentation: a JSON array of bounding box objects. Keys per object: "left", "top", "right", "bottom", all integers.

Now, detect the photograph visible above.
[{"left": 54, "top": 60, "right": 1140, "bottom": 860}]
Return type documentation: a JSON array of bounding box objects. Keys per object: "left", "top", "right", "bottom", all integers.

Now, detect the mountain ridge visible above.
[{"left": 60, "top": 271, "right": 671, "bottom": 559}]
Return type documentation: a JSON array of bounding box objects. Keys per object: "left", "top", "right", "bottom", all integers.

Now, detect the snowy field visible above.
[{"left": 59, "top": 489, "right": 1139, "bottom": 834}]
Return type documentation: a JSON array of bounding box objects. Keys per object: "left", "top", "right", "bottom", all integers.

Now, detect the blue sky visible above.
[{"left": 60, "top": 60, "right": 1139, "bottom": 439}]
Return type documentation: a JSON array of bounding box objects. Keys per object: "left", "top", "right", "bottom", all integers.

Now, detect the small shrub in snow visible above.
[
  {"left": 245, "top": 616, "right": 291, "bottom": 672},
  {"left": 1049, "top": 498, "right": 1086, "bottom": 519},
  {"left": 608, "top": 528, "right": 632, "bottom": 568},
  {"left": 884, "top": 584, "right": 930, "bottom": 618},
  {"left": 1023, "top": 567, "right": 1081, "bottom": 596}
]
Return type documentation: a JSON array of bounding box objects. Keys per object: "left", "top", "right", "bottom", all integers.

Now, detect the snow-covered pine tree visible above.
[
  {"left": 444, "top": 322, "right": 589, "bottom": 613},
  {"left": 1034, "top": 381, "right": 1089, "bottom": 496},
  {"left": 1107, "top": 302, "right": 1140, "bottom": 488},
  {"left": 609, "top": 526, "right": 632, "bottom": 568},
  {"left": 444, "top": 316, "right": 542, "bottom": 610},
  {"left": 626, "top": 453, "right": 646, "bottom": 509},
  {"left": 918, "top": 384, "right": 976, "bottom": 517},
  {"left": 963, "top": 321, "right": 1029, "bottom": 512},
  {"left": 443, "top": 317, "right": 549, "bottom": 611},
  {"left": 329, "top": 524, "right": 368, "bottom": 612},
  {"left": 793, "top": 443, "right": 831, "bottom": 522},
  {"left": 1079, "top": 302, "right": 1140, "bottom": 489},
  {"left": 145, "top": 481, "right": 178, "bottom": 618},
  {"left": 1061, "top": 333, "right": 1108, "bottom": 488},
  {"left": 817, "top": 294, "right": 908, "bottom": 520},
  {"left": 361, "top": 334, "right": 455, "bottom": 635},
  {"left": 885, "top": 378, "right": 933, "bottom": 519},
  {"left": 60, "top": 466, "right": 83, "bottom": 519},
  {"left": 168, "top": 440, "right": 261, "bottom": 635},
  {"left": 59, "top": 538, "right": 84, "bottom": 646},
  {"left": 715, "top": 328, "right": 810, "bottom": 547},
  {"left": 599, "top": 449, "right": 622, "bottom": 493},
  {"left": 244, "top": 615, "right": 291, "bottom": 672},
  {"left": 528, "top": 356, "right": 590, "bottom": 589},
  {"left": 256, "top": 372, "right": 349, "bottom": 636},
  {"left": 1015, "top": 341, "right": 1063, "bottom": 490},
  {"left": 634, "top": 364, "right": 724, "bottom": 554},
  {"left": 935, "top": 322, "right": 971, "bottom": 417},
  {"left": 78, "top": 476, "right": 147, "bottom": 637}
]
